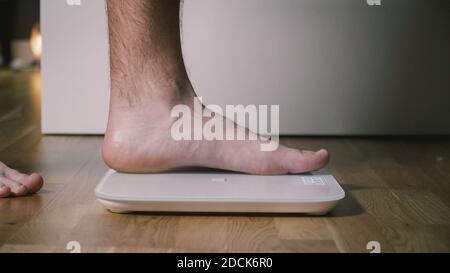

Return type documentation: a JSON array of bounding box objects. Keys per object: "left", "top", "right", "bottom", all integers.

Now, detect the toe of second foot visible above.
[
  {"left": 0, "top": 185, "right": 11, "bottom": 198},
  {"left": 20, "top": 174, "right": 44, "bottom": 194},
  {"left": 11, "top": 184, "right": 29, "bottom": 197}
]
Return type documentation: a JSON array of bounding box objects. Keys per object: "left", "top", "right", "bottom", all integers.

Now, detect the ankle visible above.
[{"left": 111, "top": 73, "right": 194, "bottom": 104}]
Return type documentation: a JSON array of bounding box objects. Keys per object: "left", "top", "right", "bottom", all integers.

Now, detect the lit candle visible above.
[{"left": 30, "top": 23, "right": 42, "bottom": 61}]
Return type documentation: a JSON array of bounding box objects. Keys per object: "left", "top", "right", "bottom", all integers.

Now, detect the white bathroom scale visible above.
[{"left": 95, "top": 170, "right": 345, "bottom": 215}]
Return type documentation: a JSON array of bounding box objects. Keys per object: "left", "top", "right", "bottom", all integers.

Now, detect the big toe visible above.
[
  {"left": 20, "top": 173, "right": 44, "bottom": 194},
  {"left": 288, "top": 149, "right": 330, "bottom": 173}
]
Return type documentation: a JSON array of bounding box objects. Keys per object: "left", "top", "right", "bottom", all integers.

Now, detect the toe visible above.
[
  {"left": 0, "top": 177, "right": 29, "bottom": 197},
  {"left": 12, "top": 183, "right": 29, "bottom": 197},
  {"left": 315, "top": 149, "right": 330, "bottom": 165},
  {"left": 288, "top": 148, "right": 330, "bottom": 173},
  {"left": 20, "top": 173, "right": 44, "bottom": 194},
  {"left": 4, "top": 166, "right": 43, "bottom": 195},
  {"left": 0, "top": 184, "right": 11, "bottom": 198}
]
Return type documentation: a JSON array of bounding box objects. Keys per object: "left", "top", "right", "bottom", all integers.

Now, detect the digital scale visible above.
[{"left": 95, "top": 170, "right": 345, "bottom": 215}]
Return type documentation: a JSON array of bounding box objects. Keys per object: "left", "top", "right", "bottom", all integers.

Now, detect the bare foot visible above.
[
  {"left": 0, "top": 162, "right": 43, "bottom": 198},
  {"left": 103, "top": 0, "right": 329, "bottom": 175},
  {"left": 103, "top": 90, "right": 329, "bottom": 175}
]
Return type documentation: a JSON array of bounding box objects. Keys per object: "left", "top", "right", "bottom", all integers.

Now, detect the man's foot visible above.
[
  {"left": 103, "top": 89, "right": 330, "bottom": 175},
  {"left": 104, "top": 0, "right": 329, "bottom": 175},
  {"left": 0, "top": 162, "right": 43, "bottom": 198}
]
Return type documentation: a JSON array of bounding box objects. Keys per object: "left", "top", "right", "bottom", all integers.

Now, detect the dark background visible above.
[{"left": 0, "top": 0, "right": 40, "bottom": 66}]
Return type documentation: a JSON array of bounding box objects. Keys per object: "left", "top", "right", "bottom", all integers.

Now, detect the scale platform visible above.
[{"left": 95, "top": 170, "right": 345, "bottom": 215}]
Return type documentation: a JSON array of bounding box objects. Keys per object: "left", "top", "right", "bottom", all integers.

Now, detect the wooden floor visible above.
[{"left": 0, "top": 69, "right": 449, "bottom": 253}]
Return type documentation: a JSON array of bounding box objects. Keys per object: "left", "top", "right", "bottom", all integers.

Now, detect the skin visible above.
[
  {"left": 0, "top": 161, "right": 43, "bottom": 198},
  {"left": 1, "top": 0, "right": 330, "bottom": 198},
  {"left": 102, "top": 0, "right": 330, "bottom": 174}
]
